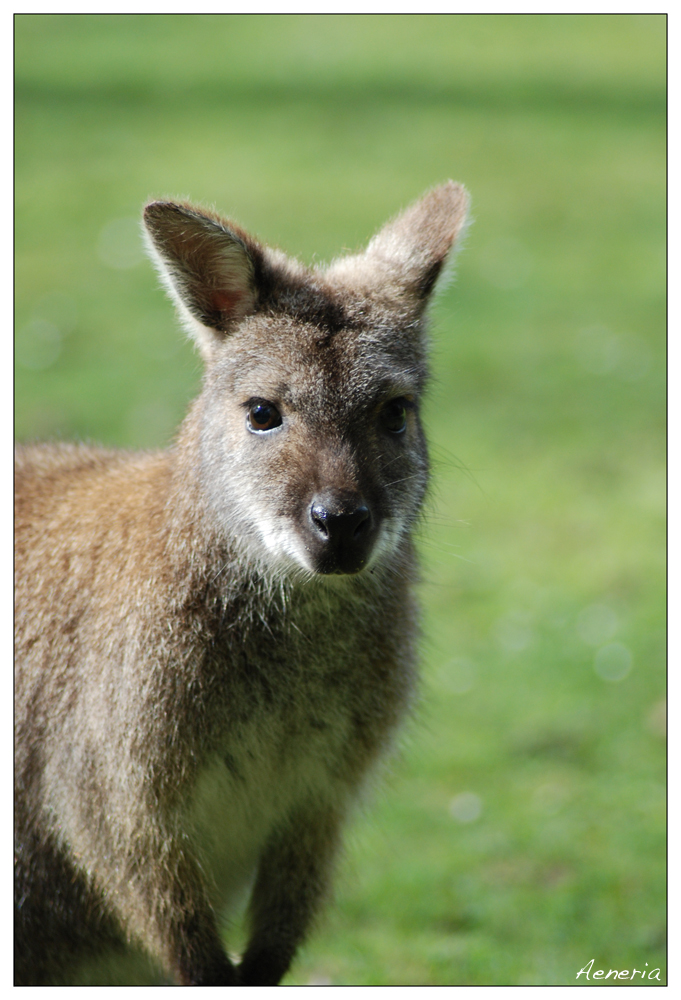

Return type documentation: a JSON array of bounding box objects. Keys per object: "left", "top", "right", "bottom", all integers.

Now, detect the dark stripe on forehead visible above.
[
  {"left": 282, "top": 290, "right": 359, "bottom": 338},
  {"left": 260, "top": 270, "right": 366, "bottom": 339}
]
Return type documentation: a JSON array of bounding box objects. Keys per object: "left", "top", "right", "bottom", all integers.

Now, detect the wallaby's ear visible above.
[
  {"left": 143, "top": 201, "right": 259, "bottom": 357},
  {"left": 327, "top": 181, "right": 470, "bottom": 308},
  {"left": 367, "top": 181, "right": 470, "bottom": 299}
]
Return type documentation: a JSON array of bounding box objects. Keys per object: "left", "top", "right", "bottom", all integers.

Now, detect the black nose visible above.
[
  {"left": 308, "top": 494, "right": 375, "bottom": 574},
  {"left": 310, "top": 500, "right": 371, "bottom": 543}
]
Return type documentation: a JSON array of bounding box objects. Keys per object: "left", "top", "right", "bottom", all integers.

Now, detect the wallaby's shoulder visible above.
[
  {"left": 16, "top": 439, "right": 114, "bottom": 479},
  {"left": 15, "top": 438, "right": 168, "bottom": 476},
  {"left": 15, "top": 442, "right": 176, "bottom": 597},
  {"left": 15, "top": 441, "right": 170, "bottom": 510}
]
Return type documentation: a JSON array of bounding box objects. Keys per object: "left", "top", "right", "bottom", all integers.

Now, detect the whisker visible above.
[{"left": 384, "top": 472, "right": 423, "bottom": 488}]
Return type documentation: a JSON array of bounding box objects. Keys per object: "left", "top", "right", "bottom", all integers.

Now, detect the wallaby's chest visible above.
[
  {"left": 186, "top": 663, "right": 358, "bottom": 915},
  {"left": 181, "top": 588, "right": 405, "bottom": 917}
]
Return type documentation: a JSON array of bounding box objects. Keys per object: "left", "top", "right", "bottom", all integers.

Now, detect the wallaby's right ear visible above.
[{"left": 143, "top": 201, "right": 259, "bottom": 357}]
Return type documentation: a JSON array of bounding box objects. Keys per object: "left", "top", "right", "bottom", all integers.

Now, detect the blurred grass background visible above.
[{"left": 15, "top": 13, "right": 666, "bottom": 986}]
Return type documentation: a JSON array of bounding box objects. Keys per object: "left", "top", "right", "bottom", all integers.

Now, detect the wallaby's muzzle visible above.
[{"left": 307, "top": 493, "right": 377, "bottom": 574}]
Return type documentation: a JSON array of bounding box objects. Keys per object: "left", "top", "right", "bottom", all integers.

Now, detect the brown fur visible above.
[{"left": 14, "top": 183, "right": 469, "bottom": 985}]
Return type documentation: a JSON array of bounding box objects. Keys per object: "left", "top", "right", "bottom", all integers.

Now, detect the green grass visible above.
[{"left": 15, "top": 13, "right": 666, "bottom": 986}]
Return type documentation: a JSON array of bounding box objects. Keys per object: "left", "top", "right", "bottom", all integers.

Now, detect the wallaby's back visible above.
[{"left": 14, "top": 183, "right": 469, "bottom": 985}]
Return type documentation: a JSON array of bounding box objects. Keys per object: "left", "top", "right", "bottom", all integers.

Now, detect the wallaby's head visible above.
[{"left": 143, "top": 183, "right": 469, "bottom": 578}]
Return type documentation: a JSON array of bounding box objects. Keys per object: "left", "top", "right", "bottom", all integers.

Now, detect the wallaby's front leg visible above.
[
  {"left": 113, "top": 834, "right": 237, "bottom": 986},
  {"left": 238, "top": 807, "right": 342, "bottom": 986},
  {"left": 166, "top": 906, "right": 237, "bottom": 986}
]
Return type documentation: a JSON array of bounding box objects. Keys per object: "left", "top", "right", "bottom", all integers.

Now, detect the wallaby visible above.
[{"left": 14, "top": 182, "right": 469, "bottom": 986}]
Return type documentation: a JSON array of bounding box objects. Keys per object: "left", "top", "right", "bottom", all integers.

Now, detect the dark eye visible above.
[
  {"left": 247, "top": 401, "right": 283, "bottom": 433},
  {"left": 380, "top": 398, "right": 409, "bottom": 435}
]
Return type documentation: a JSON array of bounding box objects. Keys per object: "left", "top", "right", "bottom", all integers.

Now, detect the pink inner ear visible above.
[{"left": 211, "top": 289, "right": 242, "bottom": 316}]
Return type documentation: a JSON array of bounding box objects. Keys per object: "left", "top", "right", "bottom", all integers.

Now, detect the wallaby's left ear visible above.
[
  {"left": 328, "top": 181, "right": 469, "bottom": 307},
  {"left": 143, "top": 201, "right": 261, "bottom": 358}
]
